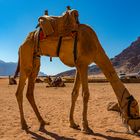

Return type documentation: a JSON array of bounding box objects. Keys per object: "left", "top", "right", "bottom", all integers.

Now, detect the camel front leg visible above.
[
  {"left": 94, "top": 46, "right": 140, "bottom": 133},
  {"left": 69, "top": 70, "right": 81, "bottom": 129},
  {"left": 16, "top": 74, "right": 28, "bottom": 130},
  {"left": 26, "top": 58, "right": 47, "bottom": 130},
  {"left": 78, "top": 65, "right": 93, "bottom": 134}
]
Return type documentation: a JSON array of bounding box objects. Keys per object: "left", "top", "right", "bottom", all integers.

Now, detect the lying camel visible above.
[
  {"left": 9, "top": 75, "right": 17, "bottom": 85},
  {"left": 15, "top": 9, "right": 140, "bottom": 134},
  {"left": 45, "top": 76, "right": 65, "bottom": 87}
]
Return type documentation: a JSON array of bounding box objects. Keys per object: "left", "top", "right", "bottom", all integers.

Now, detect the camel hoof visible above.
[
  {"left": 21, "top": 123, "right": 30, "bottom": 131},
  {"left": 39, "top": 125, "right": 45, "bottom": 131},
  {"left": 70, "top": 123, "right": 80, "bottom": 130},
  {"left": 82, "top": 127, "right": 94, "bottom": 135},
  {"left": 39, "top": 121, "right": 50, "bottom": 131}
]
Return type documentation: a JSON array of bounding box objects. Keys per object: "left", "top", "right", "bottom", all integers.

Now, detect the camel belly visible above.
[
  {"left": 39, "top": 36, "right": 75, "bottom": 67},
  {"left": 59, "top": 37, "right": 75, "bottom": 67},
  {"left": 39, "top": 37, "right": 59, "bottom": 57}
]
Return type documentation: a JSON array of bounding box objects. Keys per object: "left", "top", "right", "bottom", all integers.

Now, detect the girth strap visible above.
[
  {"left": 57, "top": 36, "right": 62, "bottom": 56},
  {"left": 56, "top": 33, "right": 78, "bottom": 63}
]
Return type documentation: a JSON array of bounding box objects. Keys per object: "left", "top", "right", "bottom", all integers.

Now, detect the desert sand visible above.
[{"left": 0, "top": 78, "right": 140, "bottom": 140}]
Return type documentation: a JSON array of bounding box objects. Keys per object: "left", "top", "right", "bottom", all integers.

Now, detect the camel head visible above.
[{"left": 123, "top": 95, "right": 140, "bottom": 133}]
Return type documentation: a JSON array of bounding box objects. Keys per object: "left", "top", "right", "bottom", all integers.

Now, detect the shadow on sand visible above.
[
  {"left": 26, "top": 128, "right": 76, "bottom": 140},
  {"left": 107, "top": 129, "right": 140, "bottom": 136},
  {"left": 26, "top": 128, "right": 140, "bottom": 140},
  {"left": 92, "top": 132, "right": 130, "bottom": 140}
]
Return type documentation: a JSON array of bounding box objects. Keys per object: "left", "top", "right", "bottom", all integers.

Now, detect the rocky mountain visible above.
[
  {"left": 57, "top": 37, "right": 140, "bottom": 76},
  {"left": 0, "top": 60, "right": 46, "bottom": 76},
  {"left": 111, "top": 37, "right": 140, "bottom": 73},
  {"left": 0, "top": 60, "right": 17, "bottom": 76}
]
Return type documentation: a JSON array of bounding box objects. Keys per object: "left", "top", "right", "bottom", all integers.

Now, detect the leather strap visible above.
[{"left": 57, "top": 36, "right": 62, "bottom": 56}]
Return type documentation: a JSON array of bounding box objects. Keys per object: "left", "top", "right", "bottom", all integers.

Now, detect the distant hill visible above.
[
  {"left": 0, "top": 60, "right": 46, "bottom": 76},
  {"left": 0, "top": 60, "right": 17, "bottom": 76},
  {"left": 57, "top": 37, "right": 140, "bottom": 76}
]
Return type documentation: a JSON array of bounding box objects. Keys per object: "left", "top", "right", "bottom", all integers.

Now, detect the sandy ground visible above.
[{"left": 0, "top": 78, "right": 140, "bottom": 140}]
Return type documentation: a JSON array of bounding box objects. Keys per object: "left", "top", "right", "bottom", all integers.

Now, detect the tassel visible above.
[{"left": 50, "top": 57, "right": 52, "bottom": 62}]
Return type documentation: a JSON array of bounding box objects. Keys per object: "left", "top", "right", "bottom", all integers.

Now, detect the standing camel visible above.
[{"left": 15, "top": 9, "right": 140, "bottom": 134}]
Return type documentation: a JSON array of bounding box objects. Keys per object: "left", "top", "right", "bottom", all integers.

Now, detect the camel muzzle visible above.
[
  {"left": 126, "top": 95, "right": 140, "bottom": 133},
  {"left": 128, "top": 118, "right": 140, "bottom": 133}
]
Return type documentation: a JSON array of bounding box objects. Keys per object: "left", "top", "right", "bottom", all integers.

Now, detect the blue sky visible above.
[{"left": 0, "top": 0, "right": 140, "bottom": 75}]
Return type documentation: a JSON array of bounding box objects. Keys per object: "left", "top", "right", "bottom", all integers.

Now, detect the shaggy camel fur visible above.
[{"left": 15, "top": 24, "right": 140, "bottom": 133}]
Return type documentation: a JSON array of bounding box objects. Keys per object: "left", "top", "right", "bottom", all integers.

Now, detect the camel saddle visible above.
[{"left": 38, "top": 9, "right": 79, "bottom": 37}]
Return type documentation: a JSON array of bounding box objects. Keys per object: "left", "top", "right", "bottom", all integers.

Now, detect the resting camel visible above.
[
  {"left": 15, "top": 9, "right": 140, "bottom": 134},
  {"left": 9, "top": 75, "right": 17, "bottom": 85},
  {"left": 45, "top": 76, "right": 66, "bottom": 87}
]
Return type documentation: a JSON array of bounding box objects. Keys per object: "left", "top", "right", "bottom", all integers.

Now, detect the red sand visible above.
[{"left": 0, "top": 78, "right": 140, "bottom": 140}]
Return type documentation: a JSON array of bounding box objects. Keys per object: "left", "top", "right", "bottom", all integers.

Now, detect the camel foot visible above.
[
  {"left": 21, "top": 122, "right": 30, "bottom": 131},
  {"left": 82, "top": 127, "right": 94, "bottom": 135},
  {"left": 39, "top": 120, "right": 50, "bottom": 131},
  {"left": 70, "top": 123, "right": 80, "bottom": 130}
]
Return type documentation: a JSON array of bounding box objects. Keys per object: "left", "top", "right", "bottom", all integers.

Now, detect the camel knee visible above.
[
  {"left": 15, "top": 91, "right": 24, "bottom": 108},
  {"left": 26, "top": 92, "right": 33, "bottom": 102},
  {"left": 25, "top": 68, "right": 32, "bottom": 76},
  {"left": 15, "top": 92, "right": 19, "bottom": 101},
  {"left": 72, "top": 89, "right": 79, "bottom": 98},
  {"left": 15, "top": 91, "right": 21, "bottom": 100},
  {"left": 82, "top": 91, "right": 89, "bottom": 103}
]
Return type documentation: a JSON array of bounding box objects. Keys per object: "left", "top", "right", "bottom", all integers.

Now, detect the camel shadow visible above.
[
  {"left": 106, "top": 129, "right": 140, "bottom": 137},
  {"left": 26, "top": 129, "right": 76, "bottom": 140},
  {"left": 92, "top": 132, "right": 130, "bottom": 140},
  {"left": 27, "top": 129, "right": 133, "bottom": 140},
  {"left": 26, "top": 128, "right": 140, "bottom": 140}
]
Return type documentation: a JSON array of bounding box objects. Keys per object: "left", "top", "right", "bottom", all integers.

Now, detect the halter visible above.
[{"left": 119, "top": 88, "right": 140, "bottom": 133}]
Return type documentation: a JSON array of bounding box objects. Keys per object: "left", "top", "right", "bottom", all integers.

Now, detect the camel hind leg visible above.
[
  {"left": 15, "top": 73, "right": 28, "bottom": 130},
  {"left": 26, "top": 57, "right": 47, "bottom": 130}
]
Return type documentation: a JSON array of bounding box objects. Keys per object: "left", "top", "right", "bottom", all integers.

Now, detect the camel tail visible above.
[{"left": 14, "top": 53, "right": 20, "bottom": 79}]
